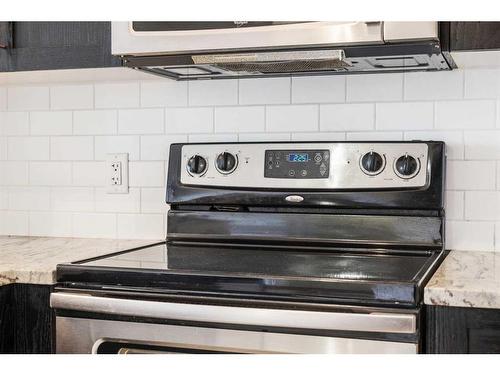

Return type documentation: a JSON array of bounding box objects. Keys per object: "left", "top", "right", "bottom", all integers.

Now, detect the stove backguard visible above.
[{"left": 166, "top": 141, "right": 445, "bottom": 252}]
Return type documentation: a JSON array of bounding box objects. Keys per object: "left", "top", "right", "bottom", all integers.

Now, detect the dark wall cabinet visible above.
[
  {"left": 0, "top": 284, "right": 53, "bottom": 354},
  {"left": 450, "top": 22, "right": 500, "bottom": 51},
  {"left": 0, "top": 21, "right": 121, "bottom": 72},
  {"left": 426, "top": 305, "right": 500, "bottom": 354}
]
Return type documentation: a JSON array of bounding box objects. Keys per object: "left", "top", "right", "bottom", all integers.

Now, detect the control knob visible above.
[
  {"left": 187, "top": 155, "right": 207, "bottom": 176},
  {"left": 216, "top": 152, "right": 238, "bottom": 174},
  {"left": 361, "top": 151, "right": 384, "bottom": 175},
  {"left": 395, "top": 154, "right": 419, "bottom": 178}
]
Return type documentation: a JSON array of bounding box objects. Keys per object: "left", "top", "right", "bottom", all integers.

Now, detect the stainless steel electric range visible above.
[{"left": 51, "top": 141, "right": 446, "bottom": 354}]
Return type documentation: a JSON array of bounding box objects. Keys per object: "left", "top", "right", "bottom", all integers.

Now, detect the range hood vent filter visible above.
[{"left": 192, "top": 50, "right": 350, "bottom": 74}]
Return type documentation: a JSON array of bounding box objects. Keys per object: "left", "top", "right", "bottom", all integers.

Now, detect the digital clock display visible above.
[{"left": 287, "top": 153, "right": 309, "bottom": 162}]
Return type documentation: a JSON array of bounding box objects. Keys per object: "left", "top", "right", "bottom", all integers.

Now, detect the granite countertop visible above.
[
  {"left": 0, "top": 236, "right": 161, "bottom": 286},
  {"left": 425, "top": 251, "right": 500, "bottom": 309}
]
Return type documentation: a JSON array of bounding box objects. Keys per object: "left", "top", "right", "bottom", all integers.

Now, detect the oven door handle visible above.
[{"left": 50, "top": 292, "right": 416, "bottom": 334}]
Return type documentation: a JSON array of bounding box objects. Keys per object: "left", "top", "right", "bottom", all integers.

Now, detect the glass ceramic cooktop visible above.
[{"left": 78, "top": 243, "right": 432, "bottom": 282}]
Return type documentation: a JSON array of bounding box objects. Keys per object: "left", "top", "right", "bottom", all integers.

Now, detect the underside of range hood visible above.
[
  {"left": 123, "top": 41, "right": 455, "bottom": 80},
  {"left": 114, "top": 21, "right": 456, "bottom": 80}
]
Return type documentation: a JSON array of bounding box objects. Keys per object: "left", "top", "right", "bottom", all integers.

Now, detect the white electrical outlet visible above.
[{"left": 107, "top": 153, "right": 129, "bottom": 194}]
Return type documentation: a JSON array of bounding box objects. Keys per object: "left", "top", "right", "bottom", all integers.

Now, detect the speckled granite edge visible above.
[
  {"left": 424, "top": 251, "right": 500, "bottom": 309},
  {"left": 0, "top": 236, "right": 162, "bottom": 286}
]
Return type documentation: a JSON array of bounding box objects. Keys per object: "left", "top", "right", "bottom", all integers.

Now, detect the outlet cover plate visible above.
[{"left": 107, "top": 153, "right": 129, "bottom": 194}]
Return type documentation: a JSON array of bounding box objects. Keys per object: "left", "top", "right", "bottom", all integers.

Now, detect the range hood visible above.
[{"left": 112, "top": 21, "right": 456, "bottom": 80}]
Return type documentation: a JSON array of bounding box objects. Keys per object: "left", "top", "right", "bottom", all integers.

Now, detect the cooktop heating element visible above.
[{"left": 52, "top": 141, "right": 446, "bottom": 354}]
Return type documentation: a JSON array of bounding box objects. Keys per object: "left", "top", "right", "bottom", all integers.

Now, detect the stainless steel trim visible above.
[
  {"left": 112, "top": 21, "right": 384, "bottom": 56},
  {"left": 192, "top": 50, "right": 345, "bottom": 64},
  {"left": 179, "top": 143, "right": 429, "bottom": 189},
  {"left": 50, "top": 292, "right": 416, "bottom": 334},
  {"left": 383, "top": 22, "right": 439, "bottom": 42},
  {"left": 56, "top": 316, "right": 418, "bottom": 354}
]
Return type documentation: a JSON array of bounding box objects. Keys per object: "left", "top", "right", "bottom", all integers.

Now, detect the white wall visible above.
[{"left": 0, "top": 68, "right": 499, "bottom": 251}]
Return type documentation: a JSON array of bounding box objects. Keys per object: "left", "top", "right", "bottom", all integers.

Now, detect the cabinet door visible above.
[
  {"left": 0, "top": 284, "right": 53, "bottom": 354},
  {"left": 0, "top": 21, "right": 121, "bottom": 72},
  {"left": 426, "top": 305, "right": 500, "bottom": 353},
  {"left": 450, "top": 22, "right": 500, "bottom": 51}
]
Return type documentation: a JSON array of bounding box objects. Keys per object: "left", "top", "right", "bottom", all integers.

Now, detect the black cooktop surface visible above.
[{"left": 56, "top": 242, "right": 444, "bottom": 307}]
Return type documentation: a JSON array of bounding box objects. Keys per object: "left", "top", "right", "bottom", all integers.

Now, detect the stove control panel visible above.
[
  {"left": 179, "top": 142, "right": 429, "bottom": 189},
  {"left": 264, "top": 150, "right": 330, "bottom": 179}
]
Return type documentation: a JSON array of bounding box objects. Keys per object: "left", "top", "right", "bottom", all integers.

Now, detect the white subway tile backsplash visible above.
[
  {"left": 0, "top": 211, "right": 29, "bottom": 236},
  {"left": 118, "top": 108, "right": 164, "bottom": 134},
  {"left": 95, "top": 188, "right": 141, "bottom": 213},
  {"left": 445, "top": 221, "right": 495, "bottom": 251},
  {"left": 445, "top": 191, "right": 464, "bottom": 220},
  {"left": 0, "top": 137, "right": 6, "bottom": 161},
  {"left": 188, "top": 133, "right": 238, "bottom": 143},
  {"left": 320, "top": 103, "right": 374, "bottom": 131},
  {"left": 50, "top": 84, "right": 94, "bottom": 110},
  {"left": 215, "top": 106, "right": 265, "bottom": 133},
  {"left": 465, "top": 69, "right": 500, "bottom": 99},
  {"left": 140, "top": 134, "right": 187, "bottom": 161},
  {"left": 0, "top": 187, "right": 8, "bottom": 209},
  {"left": 0, "top": 112, "right": 29, "bottom": 136},
  {"left": 73, "top": 110, "right": 117, "bottom": 135},
  {"left": 73, "top": 212, "right": 116, "bottom": 238},
  {"left": 141, "top": 188, "right": 167, "bottom": 213},
  {"left": 0, "top": 161, "right": 29, "bottom": 186},
  {"left": 496, "top": 223, "right": 500, "bottom": 251},
  {"left": 94, "top": 135, "right": 140, "bottom": 160},
  {"left": 404, "top": 131, "right": 464, "bottom": 160},
  {"left": 464, "top": 130, "right": 500, "bottom": 160},
  {"left": 50, "top": 136, "right": 93, "bottom": 160},
  {"left": 346, "top": 131, "right": 403, "bottom": 141},
  {"left": 238, "top": 133, "right": 291, "bottom": 142},
  {"left": 141, "top": 80, "right": 188, "bottom": 108},
  {"left": 95, "top": 82, "right": 140, "bottom": 109},
  {"left": 292, "top": 76, "right": 345, "bottom": 104},
  {"left": 129, "top": 161, "right": 165, "bottom": 187},
  {"left": 117, "top": 213, "right": 165, "bottom": 240},
  {"left": 498, "top": 162, "right": 500, "bottom": 189},
  {"left": 435, "top": 100, "right": 496, "bottom": 129},
  {"left": 29, "top": 211, "right": 73, "bottom": 237},
  {"left": 376, "top": 102, "right": 434, "bottom": 130},
  {"left": 189, "top": 80, "right": 238, "bottom": 106},
  {"left": 346, "top": 74, "right": 403, "bottom": 102},
  {"left": 166, "top": 107, "right": 213, "bottom": 134},
  {"left": 72, "top": 162, "right": 105, "bottom": 187},
  {"left": 404, "top": 70, "right": 464, "bottom": 100},
  {"left": 291, "top": 132, "right": 345, "bottom": 141},
  {"left": 266, "top": 105, "right": 318, "bottom": 132},
  {"left": 30, "top": 111, "right": 72, "bottom": 135},
  {"left": 51, "top": 187, "right": 95, "bottom": 212},
  {"left": 8, "top": 86, "right": 50, "bottom": 111},
  {"left": 30, "top": 162, "right": 72, "bottom": 186},
  {"left": 465, "top": 191, "right": 500, "bottom": 221},
  {"left": 0, "top": 68, "right": 499, "bottom": 249},
  {"left": 239, "top": 78, "right": 290, "bottom": 105},
  {"left": 8, "top": 186, "right": 50, "bottom": 211},
  {"left": 0, "top": 88, "right": 7, "bottom": 110},
  {"left": 8, "top": 137, "right": 50, "bottom": 160},
  {"left": 446, "top": 161, "right": 496, "bottom": 190}
]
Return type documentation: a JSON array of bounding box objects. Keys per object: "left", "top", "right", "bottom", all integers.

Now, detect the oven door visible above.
[{"left": 51, "top": 293, "right": 419, "bottom": 354}]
